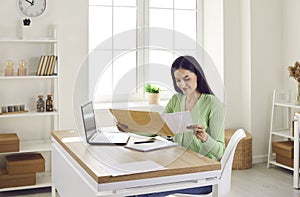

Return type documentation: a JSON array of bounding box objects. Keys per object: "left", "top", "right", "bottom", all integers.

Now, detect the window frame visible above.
[{"left": 88, "top": 0, "right": 203, "bottom": 103}]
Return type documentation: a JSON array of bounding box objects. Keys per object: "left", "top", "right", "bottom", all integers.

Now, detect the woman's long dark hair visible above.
[{"left": 171, "top": 56, "right": 214, "bottom": 95}]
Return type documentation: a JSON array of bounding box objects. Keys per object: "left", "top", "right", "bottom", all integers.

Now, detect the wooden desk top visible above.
[{"left": 51, "top": 130, "right": 221, "bottom": 184}]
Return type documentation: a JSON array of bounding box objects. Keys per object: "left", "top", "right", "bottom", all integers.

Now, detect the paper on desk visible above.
[
  {"left": 100, "top": 160, "right": 166, "bottom": 176},
  {"left": 160, "top": 111, "right": 193, "bottom": 134}
]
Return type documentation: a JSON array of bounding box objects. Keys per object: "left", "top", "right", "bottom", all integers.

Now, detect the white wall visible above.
[
  {"left": 250, "top": 0, "right": 283, "bottom": 161},
  {"left": 283, "top": 0, "right": 300, "bottom": 90},
  {"left": 224, "top": 0, "right": 283, "bottom": 162},
  {"left": 203, "top": 0, "right": 224, "bottom": 81},
  {"left": 0, "top": 0, "right": 88, "bottom": 130},
  {"left": 223, "top": 0, "right": 243, "bottom": 129}
]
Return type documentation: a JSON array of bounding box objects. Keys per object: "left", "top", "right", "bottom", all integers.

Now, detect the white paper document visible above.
[
  {"left": 125, "top": 134, "right": 178, "bottom": 152},
  {"left": 100, "top": 160, "right": 166, "bottom": 176},
  {"left": 160, "top": 111, "right": 193, "bottom": 134}
]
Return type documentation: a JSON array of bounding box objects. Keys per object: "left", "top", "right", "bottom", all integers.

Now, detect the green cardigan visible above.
[{"left": 163, "top": 93, "right": 225, "bottom": 160}]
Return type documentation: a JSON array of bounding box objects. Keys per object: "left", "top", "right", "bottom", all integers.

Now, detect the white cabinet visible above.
[
  {"left": 267, "top": 89, "right": 300, "bottom": 188},
  {"left": 0, "top": 39, "right": 59, "bottom": 192}
]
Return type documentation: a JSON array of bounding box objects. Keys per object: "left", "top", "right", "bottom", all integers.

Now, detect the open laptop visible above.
[{"left": 81, "top": 101, "right": 129, "bottom": 145}]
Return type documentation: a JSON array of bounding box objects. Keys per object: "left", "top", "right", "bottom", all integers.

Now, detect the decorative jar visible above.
[
  {"left": 36, "top": 95, "right": 45, "bottom": 112},
  {"left": 46, "top": 94, "right": 53, "bottom": 112},
  {"left": 18, "top": 60, "right": 27, "bottom": 76},
  {"left": 5, "top": 60, "right": 14, "bottom": 76}
]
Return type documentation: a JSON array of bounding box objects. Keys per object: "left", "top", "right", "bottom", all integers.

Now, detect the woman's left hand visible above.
[{"left": 187, "top": 124, "right": 208, "bottom": 142}]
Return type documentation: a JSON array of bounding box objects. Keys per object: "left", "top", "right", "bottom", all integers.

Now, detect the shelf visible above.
[
  {"left": 0, "top": 172, "right": 51, "bottom": 192},
  {"left": 272, "top": 129, "right": 293, "bottom": 139},
  {"left": 269, "top": 160, "right": 300, "bottom": 173},
  {"left": 0, "top": 37, "right": 58, "bottom": 193},
  {"left": 0, "top": 76, "right": 58, "bottom": 80},
  {"left": 0, "top": 111, "right": 58, "bottom": 118},
  {"left": 274, "top": 101, "right": 300, "bottom": 109},
  {"left": 21, "top": 140, "right": 51, "bottom": 153},
  {"left": 269, "top": 160, "right": 294, "bottom": 171},
  {"left": 0, "top": 39, "right": 57, "bottom": 43}
]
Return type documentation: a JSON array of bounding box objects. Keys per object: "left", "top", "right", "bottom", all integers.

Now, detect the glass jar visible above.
[
  {"left": 36, "top": 95, "right": 45, "bottom": 112},
  {"left": 46, "top": 94, "right": 53, "bottom": 112}
]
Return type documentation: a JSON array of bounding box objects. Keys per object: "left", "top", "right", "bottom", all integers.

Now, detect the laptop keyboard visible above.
[{"left": 90, "top": 133, "right": 114, "bottom": 142}]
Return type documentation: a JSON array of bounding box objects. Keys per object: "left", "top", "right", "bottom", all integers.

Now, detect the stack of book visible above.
[{"left": 36, "top": 55, "right": 57, "bottom": 76}]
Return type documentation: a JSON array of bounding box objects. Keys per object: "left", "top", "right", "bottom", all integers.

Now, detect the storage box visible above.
[
  {"left": 0, "top": 169, "right": 35, "bottom": 188},
  {"left": 272, "top": 141, "right": 294, "bottom": 159},
  {"left": 225, "top": 129, "right": 252, "bottom": 170},
  {"left": 272, "top": 141, "right": 299, "bottom": 167},
  {"left": 275, "top": 154, "right": 297, "bottom": 168},
  {"left": 0, "top": 133, "right": 19, "bottom": 153},
  {"left": 5, "top": 153, "right": 45, "bottom": 175}
]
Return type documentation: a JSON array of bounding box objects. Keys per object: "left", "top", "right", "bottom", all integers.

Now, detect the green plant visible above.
[{"left": 145, "top": 84, "right": 160, "bottom": 94}]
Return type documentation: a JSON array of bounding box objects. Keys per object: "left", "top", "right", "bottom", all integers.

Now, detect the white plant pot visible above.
[{"left": 148, "top": 93, "right": 160, "bottom": 105}]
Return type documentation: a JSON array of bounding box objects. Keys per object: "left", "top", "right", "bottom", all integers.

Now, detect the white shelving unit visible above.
[
  {"left": 0, "top": 38, "right": 59, "bottom": 192},
  {"left": 267, "top": 89, "right": 300, "bottom": 188}
]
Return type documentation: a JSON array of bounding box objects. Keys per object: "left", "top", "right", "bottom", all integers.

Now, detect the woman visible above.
[
  {"left": 165, "top": 55, "right": 225, "bottom": 160},
  {"left": 124, "top": 55, "right": 224, "bottom": 196},
  {"left": 137, "top": 56, "right": 225, "bottom": 196}
]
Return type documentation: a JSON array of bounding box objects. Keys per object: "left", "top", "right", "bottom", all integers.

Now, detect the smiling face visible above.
[{"left": 174, "top": 68, "right": 198, "bottom": 95}]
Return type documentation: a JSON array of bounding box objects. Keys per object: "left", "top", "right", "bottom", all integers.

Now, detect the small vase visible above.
[
  {"left": 22, "top": 25, "right": 31, "bottom": 40},
  {"left": 36, "top": 95, "right": 45, "bottom": 112},
  {"left": 148, "top": 93, "right": 159, "bottom": 105},
  {"left": 296, "top": 83, "right": 300, "bottom": 105}
]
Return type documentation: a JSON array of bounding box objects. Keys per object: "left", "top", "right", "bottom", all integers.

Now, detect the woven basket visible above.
[{"left": 225, "top": 129, "right": 252, "bottom": 170}]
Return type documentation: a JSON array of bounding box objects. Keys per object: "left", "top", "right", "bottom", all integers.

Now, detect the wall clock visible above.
[{"left": 17, "top": 0, "right": 46, "bottom": 17}]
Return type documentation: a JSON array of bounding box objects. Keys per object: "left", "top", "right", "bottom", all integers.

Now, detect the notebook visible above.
[
  {"left": 81, "top": 101, "right": 130, "bottom": 145},
  {"left": 124, "top": 134, "right": 178, "bottom": 152}
]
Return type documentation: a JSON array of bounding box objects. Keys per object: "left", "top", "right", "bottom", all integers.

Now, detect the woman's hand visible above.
[
  {"left": 187, "top": 124, "right": 208, "bottom": 142},
  {"left": 116, "top": 123, "right": 129, "bottom": 132}
]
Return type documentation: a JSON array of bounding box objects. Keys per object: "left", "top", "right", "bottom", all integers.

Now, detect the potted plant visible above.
[
  {"left": 145, "top": 84, "right": 160, "bottom": 104},
  {"left": 288, "top": 61, "right": 300, "bottom": 105}
]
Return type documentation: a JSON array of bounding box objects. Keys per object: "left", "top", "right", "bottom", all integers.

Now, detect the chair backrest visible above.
[{"left": 218, "top": 129, "right": 246, "bottom": 197}]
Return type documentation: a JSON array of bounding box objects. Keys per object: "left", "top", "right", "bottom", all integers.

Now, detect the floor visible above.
[{"left": 0, "top": 162, "right": 300, "bottom": 197}]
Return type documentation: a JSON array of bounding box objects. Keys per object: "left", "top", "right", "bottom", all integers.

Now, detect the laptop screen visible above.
[{"left": 81, "top": 102, "right": 97, "bottom": 140}]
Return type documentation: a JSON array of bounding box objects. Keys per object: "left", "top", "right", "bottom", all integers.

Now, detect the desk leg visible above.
[
  {"left": 212, "top": 184, "right": 218, "bottom": 197},
  {"left": 52, "top": 186, "right": 56, "bottom": 197}
]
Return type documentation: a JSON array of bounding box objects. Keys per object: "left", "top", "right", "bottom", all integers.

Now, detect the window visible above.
[{"left": 88, "top": 0, "right": 202, "bottom": 103}]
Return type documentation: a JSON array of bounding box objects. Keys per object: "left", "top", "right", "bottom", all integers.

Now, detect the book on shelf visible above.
[
  {"left": 36, "top": 55, "right": 58, "bottom": 76},
  {"left": 43, "top": 55, "right": 51, "bottom": 76},
  {"left": 48, "top": 56, "right": 57, "bottom": 76},
  {"left": 36, "top": 56, "right": 45, "bottom": 76}
]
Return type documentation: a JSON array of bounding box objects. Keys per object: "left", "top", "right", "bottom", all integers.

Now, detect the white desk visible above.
[{"left": 51, "top": 130, "right": 221, "bottom": 197}]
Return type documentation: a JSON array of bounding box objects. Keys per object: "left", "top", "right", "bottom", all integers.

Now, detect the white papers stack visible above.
[{"left": 125, "top": 134, "right": 178, "bottom": 152}]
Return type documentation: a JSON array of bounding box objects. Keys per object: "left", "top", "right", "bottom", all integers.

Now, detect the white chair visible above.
[{"left": 169, "top": 129, "right": 246, "bottom": 197}]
